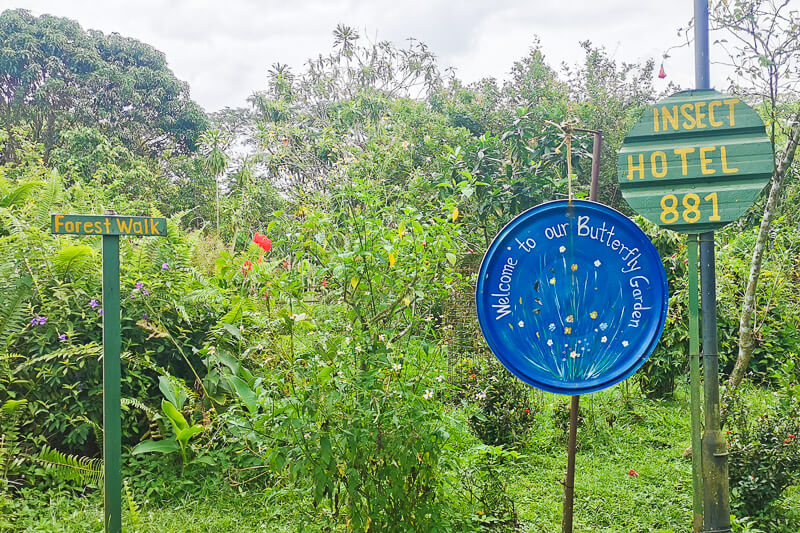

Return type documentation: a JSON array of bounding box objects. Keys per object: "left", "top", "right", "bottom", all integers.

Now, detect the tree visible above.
[
  {"left": 0, "top": 9, "right": 207, "bottom": 160},
  {"left": 705, "top": 0, "right": 800, "bottom": 392}
]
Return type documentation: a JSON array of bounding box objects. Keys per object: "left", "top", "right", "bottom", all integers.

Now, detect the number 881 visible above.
[{"left": 660, "top": 192, "right": 721, "bottom": 224}]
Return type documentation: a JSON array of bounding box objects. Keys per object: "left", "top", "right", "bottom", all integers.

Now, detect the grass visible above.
[{"left": 5, "top": 383, "right": 799, "bottom": 532}]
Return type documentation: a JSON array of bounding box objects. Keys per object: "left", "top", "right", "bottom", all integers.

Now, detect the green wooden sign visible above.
[
  {"left": 52, "top": 214, "right": 167, "bottom": 236},
  {"left": 51, "top": 211, "right": 167, "bottom": 533},
  {"left": 617, "top": 89, "right": 773, "bottom": 233}
]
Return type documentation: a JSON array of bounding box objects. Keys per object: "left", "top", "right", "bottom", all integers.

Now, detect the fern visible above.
[
  {"left": 35, "top": 445, "right": 103, "bottom": 486},
  {"left": 0, "top": 181, "right": 42, "bottom": 209},
  {"left": 32, "top": 170, "right": 61, "bottom": 229},
  {"left": 0, "top": 275, "right": 32, "bottom": 347},
  {"left": 121, "top": 397, "right": 156, "bottom": 416},
  {"left": 124, "top": 480, "right": 142, "bottom": 525},
  {"left": 52, "top": 244, "right": 97, "bottom": 277},
  {"left": 13, "top": 343, "right": 102, "bottom": 374}
]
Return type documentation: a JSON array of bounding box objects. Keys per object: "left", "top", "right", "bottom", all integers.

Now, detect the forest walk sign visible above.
[
  {"left": 52, "top": 212, "right": 167, "bottom": 533},
  {"left": 617, "top": 89, "right": 773, "bottom": 233},
  {"left": 51, "top": 214, "right": 166, "bottom": 236}
]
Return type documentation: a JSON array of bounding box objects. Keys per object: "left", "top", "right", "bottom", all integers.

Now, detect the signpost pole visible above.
[
  {"left": 102, "top": 231, "right": 122, "bottom": 533},
  {"left": 561, "top": 129, "right": 601, "bottom": 533},
  {"left": 694, "top": 1, "right": 731, "bottom": 531},
  {"left": 687, "top": 235, "right": 703, "bottom": 532}
]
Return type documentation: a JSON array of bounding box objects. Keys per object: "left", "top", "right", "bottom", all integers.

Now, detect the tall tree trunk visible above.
[{"left": 728, "top": 109, "right": 800, "bottom": 391}]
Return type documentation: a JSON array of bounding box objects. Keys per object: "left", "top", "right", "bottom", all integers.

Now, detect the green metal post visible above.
[
  {"left": 688, "top": 235, "right": 703, "bottom": 531},
  {"left": 102, "top": 233, "right": 122, "bottom": 533},
  {"left": 699, "top": 232, "right": 731, "bottom": 532}
]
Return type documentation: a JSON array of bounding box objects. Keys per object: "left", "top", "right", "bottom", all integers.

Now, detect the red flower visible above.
[
  {"left": 283, "top": 259, "right": 290, "bottom": 269},
  {"left": 658, "top": 65, "right": 666, "bottom": 79},
  {"left": 253, "top": 233, "right": 272, "bottom": 252},
  {"left": 470, "top": 374, "right": 476, "bottom": 379},
  {"left": 784, "top": 439, "right": 791, "bottom": 444},
  {"left": 242, "top": 260, "right": 253, "bottom": 274},
  {"left": 628, "top": 469, "right": 639, "bottom": 477},
  {"left": 789, "top": 434, "right": 795, "bottom": 439},
  {"left": 524, "top": 408, "right": 530, "bottom": 413},
  {"left": 322, "top": 279, "right": 328, "bottom": 288}
]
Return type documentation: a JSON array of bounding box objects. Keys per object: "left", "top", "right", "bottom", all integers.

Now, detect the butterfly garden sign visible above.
[{"left": 475, "top": 200, "right": 669, "bottom": 395}]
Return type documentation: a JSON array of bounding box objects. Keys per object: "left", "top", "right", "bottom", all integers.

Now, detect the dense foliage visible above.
[{"left": 1, "top": 13, "right": 799, "bottom": 532}]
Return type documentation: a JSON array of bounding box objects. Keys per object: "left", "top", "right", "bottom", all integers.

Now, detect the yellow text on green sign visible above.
[
  {"left": 617, "top": 89, "right": 773, "bottom": 234},
  {"left": 51, "top": 214, "right": 167, "bottom": 236}
]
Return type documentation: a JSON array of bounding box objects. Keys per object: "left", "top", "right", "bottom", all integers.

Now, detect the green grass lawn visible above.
[{"left": 5, "top": 384, "right": 799, "bottom": 532}]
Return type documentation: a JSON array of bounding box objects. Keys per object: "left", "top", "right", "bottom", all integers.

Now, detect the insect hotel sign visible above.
[
  {"left": 52, "top": 212, "right": 167, "bottom": 533},
  {"left": 617, "top": 89, "right": 773, "bottom": 233}
]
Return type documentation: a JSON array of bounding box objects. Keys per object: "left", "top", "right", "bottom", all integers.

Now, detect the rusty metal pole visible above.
[{"left": 562, "top": 129, "right": 601, "bottom": 533}]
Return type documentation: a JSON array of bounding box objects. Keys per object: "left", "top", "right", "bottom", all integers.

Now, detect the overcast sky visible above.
[{"left": 4, "top": 1, "right": 731, "bottom": 113}]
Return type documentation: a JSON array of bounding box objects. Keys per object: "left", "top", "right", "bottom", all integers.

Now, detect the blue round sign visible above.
[{"left": 476, "top": 200, "right": 668, "bottom": 395}]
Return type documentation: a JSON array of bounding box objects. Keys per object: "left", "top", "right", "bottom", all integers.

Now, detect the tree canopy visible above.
[{"left": 0, "top": 9, "right": 207, "bottom": 160}]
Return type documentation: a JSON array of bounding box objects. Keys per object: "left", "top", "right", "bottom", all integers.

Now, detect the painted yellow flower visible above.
[
  {"left": 571, "top": 264, "right": 578, "bottom": 271},
  {"left": 564, "top": 327, "right": 572, "bottom": 334},
  {"left": 590, "top": 311, "right": 598, "bottom": 319}
]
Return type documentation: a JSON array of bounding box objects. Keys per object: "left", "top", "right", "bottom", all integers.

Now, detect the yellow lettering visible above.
[
  {"left": 94, "top": 221, "right": 103, "bottom": 233},
  {"left": 695, "top": 102, "right": 707, "bottom": 129},
  {"left": 724, "top": 98, "right": 739, "bottom": 126},
  {"left": 54, "top": 215, "right": 65, "bottom": 233},
  {"left": 132, "top": 221, "right": 143, "bottom": 234},
  {"left": 104, "top": 219, "right": 111, "bottom": 232},
  {"left": 650, "top": 151, "right": 668, "bottom": 178},
  {"left": 673, "top": 147, "right": 695, "bottom": 176},
  {"left": 65, "top": 221, "right": 75, "bottom": 232},
  {"left": 662, "top": 105, "right": 679, "bottom": 131},
  {"left": 720, "top": 146, "right": 738, "bottom": 174},
  {"left": 700, "top": 146, "right": 716, "bottom": 174},
  {"left": 116, "top": 218, "right": 133, "bottom": 234},
  {"left": 708, "top": 101, "right": 723, "bottom": 127},
  {"left": 653, "top": 108, "right": 659, "bottom": 132},
  {"left": 82, "top": 221, "right": 93, "bottom": 234},
  {"left": 627, "top": 154, "right": 645, "bottom": 180},
  {"left": 680, "top": 103, "right": 697, "bottom": 129}
]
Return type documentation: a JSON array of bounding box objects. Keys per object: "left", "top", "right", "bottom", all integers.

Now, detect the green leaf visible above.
[
  {"left": 227, "top": 375, "right": 258, "bottom": 413},
  {"left": 176, "top": 425, "right": 204, "bottom": 445},
  {"left": 317, "top": 365, "right": 334, "bottom": 386},
  {"left": 445, "top": 252, "right": 457, "bottom": 266},
  {"left": 131, "top": 439, "right": 181, "bottom": 455},
  {"left": 221, "top": 322, "right": 244, "bottom": 341},
  {"left": 161, "top": 400, "right": 189, "bottom": 432}
]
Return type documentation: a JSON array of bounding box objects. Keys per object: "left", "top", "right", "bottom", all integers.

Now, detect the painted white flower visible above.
[
  {"left": 549, "top": 323, "right": 556, "bottom": 331},
  {"left": 622, "top": 340, "right": 630, "bottom": 347},
  {"left": 601, "top": 336, "right": 608, "bottom": 343},
  {"left": 599, "top": 322, "right": 608, "bottom": 331},
  {"left": 594, "top": 260, "right": 602, "bottom": 267},
  {"left": 423, "top": 390, "right": 433, "bottom": 400},
  {"left": 547, "top": 339, "right": 554, "bottom": 346},
  {"left": 559, "top": 246, "right": 566, "bottom": 253},
  {"left": 570, "top": 350, "right": 580, "bottom": 359},
  {"left": 566, "top": 315, "right": 574, "bottom": 323},
  {"left": 518, "top": 320, "right": 525, "bottom": 328}
]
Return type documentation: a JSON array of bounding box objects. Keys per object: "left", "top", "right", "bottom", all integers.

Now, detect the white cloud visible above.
[{"left": 5, "top": 0, "right": 729, "bottom": 111}]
